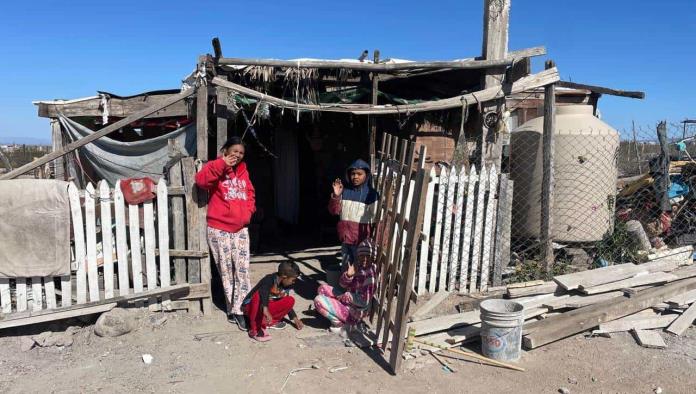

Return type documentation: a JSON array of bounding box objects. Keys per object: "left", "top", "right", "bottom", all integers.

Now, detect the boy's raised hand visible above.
[
  {"left": 346, "top": 263, "right": 356, "bottom": 278},
  {"left": 332, "top": 178, "right": 343, "bottom": 196}
]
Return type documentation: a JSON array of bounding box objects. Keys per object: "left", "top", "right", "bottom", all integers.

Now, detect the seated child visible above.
[
  {"left": 242, "top": 261, "right": 304, "bottom": 342},
  {"left": 314, "top": 238, "right": 377, "bottom": 336}
]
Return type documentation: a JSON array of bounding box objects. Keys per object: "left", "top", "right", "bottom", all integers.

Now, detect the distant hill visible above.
[{"left": 0, "top": 136, "right": 51, "bottom": 146}]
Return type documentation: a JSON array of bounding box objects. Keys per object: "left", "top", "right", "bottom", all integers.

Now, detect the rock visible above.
[
  {"left": 32, "top": 331, "right": 74, "bottom": 348},
  {"left": 142, "top": 354, "right": 154, "bottom": 365},
  {"left": 654, "top": 387, "right": 663, "bottom": 394},
  {"left": 559, "top": 388, "right": 570, "bottom": 394},
  {"left": 19, "top": 337, "right": 35, "bottom": 352},
  {"left": 591, "top": 377, "right": 597, "bottom": 383},
  {"left": 567, "top": 377, "right": 578, "bottom": 385},
  {"left": 148, "top": 315, "right": 167, "bottom": 327},
  {"left": 94, "top": 308, "right": 134, "bottom": 338}
]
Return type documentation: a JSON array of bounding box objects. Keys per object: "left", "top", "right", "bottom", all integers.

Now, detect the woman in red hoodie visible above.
[{"left": 195, "top": 137, "right": 256, "bottom": 330}]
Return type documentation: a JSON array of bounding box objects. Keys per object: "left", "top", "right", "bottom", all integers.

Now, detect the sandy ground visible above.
[{"left": 2, "top": 259, "right": 696, "bottom": 394}]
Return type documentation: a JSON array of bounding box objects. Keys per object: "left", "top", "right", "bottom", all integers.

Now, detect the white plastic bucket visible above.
[{"left": 479, "top": 299, "right": 524, "bottom": 362}]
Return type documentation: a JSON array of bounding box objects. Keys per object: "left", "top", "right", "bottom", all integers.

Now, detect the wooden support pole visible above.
[
  {"left": 50, "top": 119, "right": 65, "bottom": 180},
  {"left": 540, "top": 60, "right": 557, "bottom": 273},
  {"left": 369, "top": 50, "right": 380, "bottom": 169},
  {"left": 1, "top": 88, "right": 195, "bottom": 180},
  {"left": 216, "top": 75, "right": 229, "bottom": 154},
  {"left": 167, "top": 144, "right": 187, "bottom": 285},
  {"left": 197, "top": 56, "right": 210, "bottom": 162}
]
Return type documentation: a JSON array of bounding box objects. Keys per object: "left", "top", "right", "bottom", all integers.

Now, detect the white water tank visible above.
[{"left": 510, "top": 105, "right": 619, "bottom": 242}]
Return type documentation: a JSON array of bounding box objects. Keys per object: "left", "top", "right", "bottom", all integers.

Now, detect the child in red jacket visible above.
[{"left": 195, "top": 137, "right": 256, "bottom": 330}]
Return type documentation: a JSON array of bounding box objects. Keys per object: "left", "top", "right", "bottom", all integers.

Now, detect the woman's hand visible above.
[
  {"left": 332, "top": 178, "right": 343, "bottom": 196},
  {"left": 263, "top": 307, "right": 273, "bottom": 325},
  {"left": 222, "top": 153, "right": 238, "bottom": 167},
  {"left": 293, "top": 317, "right": 304, "bottom": 330}
]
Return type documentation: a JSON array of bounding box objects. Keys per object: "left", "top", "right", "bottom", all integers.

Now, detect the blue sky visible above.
[{"left": 0, "top": 0, "right": 694, "bottom": 143}]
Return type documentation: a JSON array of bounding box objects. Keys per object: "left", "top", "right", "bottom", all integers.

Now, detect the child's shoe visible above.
[{"left": 268, "top": 321, "right": 287, "bottom": 330}]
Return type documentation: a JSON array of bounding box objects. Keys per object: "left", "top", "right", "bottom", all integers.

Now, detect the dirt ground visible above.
[{"left": 2, "top": 259, "right": 696, "bottom": 394}]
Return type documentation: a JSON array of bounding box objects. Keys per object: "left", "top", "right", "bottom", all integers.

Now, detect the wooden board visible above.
[
  {"left": 411, "top": 291, "right": 451, "bottom": 321},
  {"left": 595, "top": 314, "right": 676, "bottom": 334},
  {"left": 469, "top": 165, "right": 487, "bottom": 293},
  {"left": 666, "top": 289, "right": 696, "bottom": 307},
  {"left": 31, "top": 277, "right": 42, "bottom": 311},
  {"left": 579, "top": 272, "right": 677, "bottom": 295},
  {"left": 157, "top": 180, "right": 172, "bottom": 305},
  {"left": 113, "top": 181, "right": 130, "bottom": 296},
  {"left": 68, "top": 183, "right": 87, "bottom": 304},
  {"left": 99, "top": 181, "right": 115, "bottom": 299},
  {"left": 631, "top": 329, "right": 666, "bottom": 349},
  {"left": 459, "top": 166, "right": 478, "bottom": 292},
  {"left": 169, "top": 161, "right": 187, "bottom": 285},
  {"left": 128, "top": 204, "right": 144, "bottom": 296},
  {"left": 515, "top": 293, "right": 570, "bottom": 309},
  {"left": 665, "top": 302, "right": 696, "bottom": 336},
  {"left": 449, "top": 167, "right": 466, "bottom": 290},
  {"left": 523, "top": 277, "right": 696, "bottom": 349},
  {"left": 547, "top": 291, "right": 623, "bottom": 310},
  {"left": 409, "top": 310, "right": 481, "bottom": 336},
  {"left": 143, "top": 199, "right": 158, "bottom": 309},
  {"left": 553, "top": 264, "right": 645, "bottom": 291},
  {"left": 440, "top": 167, "right": 457, "bottom": 291},
  {"left": 182, "top": 158, "right": 201, "bottom": 284},
  {"left": 417, "top": 167, "right": 436, "bottom": 295},
  {"left": 16, "top": 279, "right": 27, "bottom": 312},
  {"left": 60, "top": 275, "right": 72, "bottom": 308},
  {"left": 84, "top": 183, "right": 100, "bottom": 302},
  {"left": 431, "top": 167, "right": 447, "bottom": 292},
  {"left": 0, "top": 278, "right": 10, "bottom": 313},
  {"left": 507, "top": 281, "right": 558, "bottom": 298},
  {"left": 44, "top": 278, "right": 57, "bottom": 310},
  {"left": 479, "top": 166, "right": 498, "bottom": 292}
]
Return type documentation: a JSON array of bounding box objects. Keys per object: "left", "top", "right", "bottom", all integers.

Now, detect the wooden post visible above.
[
  {"left": 633, "top": 120, "right": 642, "bottom": 173},
  {"left": 369, "top": 50, "right": 380, "bottom": 168},
  {"left": 168, "top": 140, "right": 187, "bottom": 285},
  {"left": 480, "top": 0, "right": 510, "bottom": 168},
  {"left": 51, "top": 119, "right": 65, "bottom": 180},
  {"left": 197, "top": 55, "right": 210, "bottom": 162},
  {"left": 216, "top": 75, "right": 229, "bottom": 154},
  {"left": 540, "top": 60, "right": 556, "bottom": 273}
]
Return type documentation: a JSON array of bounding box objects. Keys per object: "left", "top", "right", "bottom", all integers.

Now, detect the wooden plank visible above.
[
  {"left": 507, "top": 281, "right": 558, "bottom": 298},
  {"left": 479, "top": 166, "right": 498, "bottom": 291},
  {"left": 449, "top": 167, "right": 466, "bottom": 290},
  {"left": 595, "top": 314, "right": 676, "bottom": 334},
  {"left": 543, "top": 291, "right": 622, "bottom": 310},
  {"left": 31, "top": 277, "right": 43, "bottom": 311},
  {"left": 417, "top": 167, "right": 436, "bottom": 295},
  {"left": 409, "top": 310, "right": 481, "bottom": 336},
  {"left": 492, "top": 175, "right": 509, "bottom": 286},
  {"left": 16, "top": 280, "right": 28, "bottom": 312},
  {"left": 0, "top": 279, "right": 10, "bottom": 313},
  {"left": 4, "top": 88, "right": 195, "bottom": 179},
  {"left": 84, "top": 183, "right": 100, "bottom": 302},
  {"left": 556, "top": 80, "right": 645, "bottom": 99},
  {"left": 459, "top": 166, "right": 478, "bottom": 292},
  {"left": 216, "top": 76, "right": 229, "bottom": 152},
  {"left": 431, "top": 167, "right": 447, "bottom": 292},
  {"left": 60, "top": 275, "right": 71, "bottom": 307},
  {"left": 540, "top": 60, "right": 556, "bottom": 272},
  {"left": 579, "top": 272, "right": 677, "bottom": 295},
  {"left": 128, "top": 203, "right": 145, "bottom": 296},
  {"left": 554, "top": 264, "right": 646, "bottom": 291},
  {"left": 0, "top": 303, "right": 117, "bottom": 330},
  {"left": 665, "top": 302, "right": 696, "bottom": 336},
  {"left": 183, "top": 158, "right": 201, "bottom": 284},
  {"left": 44, "top": 278, "right": 57, "bottom": 310},
  {"left": 169, "top": 161, "right": 187, "bottom": 285},
  {"left": 411, "top": 291, "right": 451, "bottom": 322},
  {"left": 516, "top": 293, "right": 570, "bottom": 310},
  {"left": 68, "top": 183, "right": 87, "bottom": 304},
  {"left": 143, "top": 199, "right": 158, "bottom": 308},
  {"left": 50, "top": 119, "right": 64, "bottom": 181},
  {"left": 195, "top": 160, "right": 213, "bottom": 315},
  {"left": 99, "top": 181, "right": 115, "bottom": 299},
  {"left": 113, "top": 181, "right": 130, "bottom": 296},
  {"left": 469, "top": 165, "right": 488, "bottom": 293},
  {"left": 499, "top": 180, "right": 513, "bottom": 282},
  {"left": 523, "top": 277, "right": 696, "bottom": 349},
  {"left": 631, "top": 329, "right": 666, "bottom": 349},
  {"left": 157, "top": 180, "right": 172, "bottom": 307},
  {"left": 37, "top": 93, "right": 190, "bottom": 119},
  {"left": 440, "top": 166, "right": 457, "bottom": 291},
  {"left": 666, "top": 289, "right": 696, "bottom": 307}
]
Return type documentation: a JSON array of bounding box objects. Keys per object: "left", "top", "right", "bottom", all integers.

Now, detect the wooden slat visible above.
[
  {"left": 16, "top": 279, "right": 28, "bottom": 312},
  {"left": 632, "top": 329, "right": 666, "bottom": 349},
  {"left": 553, "top": 264, "right": 645, "bottom": 291},
  {"left": 60, "top": 275, "right": 71, "bottom": 307},
  {"left": 556, "top": 80, "right": 645, "bottom": 99},
  {"left": 479, "top": 166, "right": 498, "bottom": 292},
  {"left": 113, "top": 181, "right": 130, "bottom": 296},
  {"left": 143, "top": 199, "right": 158, "bottom": 308},
  {"left": 418, "top": 167, "right": 436, "bottom": 295},
  {"left": 169, "top": 161, "right": 187, "bottom": 285},
  {"left": 540, "top": 60, "right": 556, "bottom": 271},
  {"left": 157, "top": 180, "right": 172, "bottom": 306},
  {"left": 579, "top": 272, "right": 677, "bottom": 295},
  {"left": 428, "top": 171, "right": 443, "bottom": 293},
  {"left": 492, "top": 176, "right": 510, "bottom": 286},
  {"left": 42, "top": 278, "right": 57, "bottom": 310},
  {"left": 459, "top": 166, "right": 478, "bottom": 292},
  {"left": 595, "top": 314, "right": 676, "bottom": 334},
  {"left": 469, "top": 165, "right": 488, "bottom": 293},
  {"left": 666, "top": 289, "right": 696, "bottom": 307},
  {"left": 84, "top": 183, "right": 100, "bottom": 302},
  {"left": 68, "top": 183, "right": 87, "bottom": 304},
  {"left": 666, "top": 302, "right": 696, "bottom": 336},
  {"left": 432, "top": 167, "right": 448, "bottom": 292},
  {"left": 128, "top": 203, "right": 145, "bottom": 296},
  {"left": 440, "top": 166, "right": 457, "bottom": 291},
  {"left": 448, "top": 167, "right": 467, "bottom": 291},
  {"left": 0, "top": 278, "right": 10, "bottom": 313},
  {"left": 99, "top": 181, "right": 115, "bottom": 299},
  {"left": 31, "top": 277, "right": 43, "bottom": 311},
  {"left": 183, "top": 158, "right": 201, "bottom": 284}
]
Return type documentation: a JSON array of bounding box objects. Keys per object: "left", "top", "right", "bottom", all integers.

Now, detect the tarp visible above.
[
  {"left": 0, "top": 179, "right": 71, "bottom": 278},
  {"left": 59, "top": 116, "right": 196, "bottom": 186}
]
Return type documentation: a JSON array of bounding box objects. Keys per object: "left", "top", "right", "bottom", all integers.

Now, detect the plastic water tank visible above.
[{"left": 510, "top": 105, "right": 619, "bottom": 242}]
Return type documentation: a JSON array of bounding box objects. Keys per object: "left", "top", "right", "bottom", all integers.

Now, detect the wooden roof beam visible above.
[
  {"left": 557, "top": 81, "right": 645, "bottom": 99},
  {"left": 216, "top": 46, "right": 546, "bottom": 72}
]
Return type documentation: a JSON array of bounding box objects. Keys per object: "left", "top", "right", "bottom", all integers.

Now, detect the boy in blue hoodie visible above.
[{"left": 329, "top": 159, "right": 379, "bottom": 269}]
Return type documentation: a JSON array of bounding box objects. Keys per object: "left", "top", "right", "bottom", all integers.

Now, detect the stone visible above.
[
  {"left": 142, "top": 354, "right": 154, "bottom": 364},
  {"left": 654, "top": 387, "right": 663, "bottom": 394},
  {"left": 94, "top": 308, "right": 134, "bottom": 338},
  {"left": 149, "top": 315, "right": 167, "bottom": 327},
  {"left": 19, "top": 337, "right": 35, "bottom": 352},
  {"left": 32, "top": 331, "right": 74, "bottom": 348},
  {"left": 559, "top": 388, "right": 570, "bottom": 394}
]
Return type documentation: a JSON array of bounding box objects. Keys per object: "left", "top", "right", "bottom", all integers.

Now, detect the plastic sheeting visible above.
[{"left": 59, "top": 116, "right": 196, "bottom": 186}]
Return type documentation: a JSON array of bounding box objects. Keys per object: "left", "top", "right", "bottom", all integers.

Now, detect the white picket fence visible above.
[
  {"left": 415, "top": 164, "right": 503, "bottom": 295},
  {"left": 0, "top": 179, "right": 173, "bottom": 316}
]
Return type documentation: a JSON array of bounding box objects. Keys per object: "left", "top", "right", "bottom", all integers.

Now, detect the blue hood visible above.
[{"left": 343, "top": 159, "right": 378, "bottom": 204}]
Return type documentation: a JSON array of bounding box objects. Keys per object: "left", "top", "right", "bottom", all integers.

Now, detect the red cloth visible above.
[
  {"left": 119, "top": 178, "right": 156, "bottom": 205},
  {"left": 243, "top": 291, "right": 295, "bottom": 335},
  {"left": 195, "top": 158, "right": 256, "bottom": 233}
]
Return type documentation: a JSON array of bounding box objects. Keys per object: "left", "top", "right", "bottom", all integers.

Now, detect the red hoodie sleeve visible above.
[
  {"left": 195, "top": 158, "right": 227, "bottom": 190},
  {"left": 328, "top": 193, "right": 342, "bottom": 216}
]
